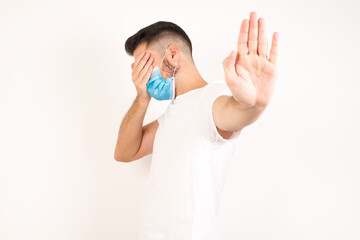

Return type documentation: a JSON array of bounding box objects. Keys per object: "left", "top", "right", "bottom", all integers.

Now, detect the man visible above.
[{"left": 114, "top": 11, "right": 279, "bottom": 240}]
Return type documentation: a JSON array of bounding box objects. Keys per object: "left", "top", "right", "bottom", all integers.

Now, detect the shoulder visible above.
[
  {"left": 197, "top": 81, "right": 240, "bottom": 144},
  {"left": 199, "top": 80, "right": 232, "bottom": 102}
]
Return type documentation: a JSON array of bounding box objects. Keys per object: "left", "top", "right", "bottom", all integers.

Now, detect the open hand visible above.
[
  {"left": 131, "top": 52, "right": 154, "bottom": 102},
  {"left": 222, "top": 11, "right": 279, "bottom": 109}
]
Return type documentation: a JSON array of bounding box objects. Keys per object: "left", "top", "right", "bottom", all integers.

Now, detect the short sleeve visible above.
[
  {"left": 156, "top": 103, "right": 170, "bottom": 125},
  {"left": 157, "top": 111, "right": 165, "bottom": 125},
  {"left": 198, "top": 81, "right": 241, "bottom": 144}
]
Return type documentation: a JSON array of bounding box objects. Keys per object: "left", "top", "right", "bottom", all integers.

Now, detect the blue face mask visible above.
[{"left": 146, "top": 49, "right": 177, "bottom": 101}]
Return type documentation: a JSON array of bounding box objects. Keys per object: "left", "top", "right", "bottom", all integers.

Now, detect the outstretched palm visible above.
[{"left": 223, "top": 11, "right": 279, "bottom": 109}]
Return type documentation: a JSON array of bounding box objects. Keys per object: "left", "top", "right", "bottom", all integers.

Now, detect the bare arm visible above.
[
  {"left": 131, "top": 119, "right": 159, "bottom": 161},
  {"left": 217, "top": 11, "right": 279, "bottom": 133},
  {"left": 213, "top": 95, "right": 265, "bottom": 134},
  {"left": 114, "top": 50, "right": 156, "bottom": 162},
  {"left": 114, "top": 96, "right": 157, "bottom": 162}
]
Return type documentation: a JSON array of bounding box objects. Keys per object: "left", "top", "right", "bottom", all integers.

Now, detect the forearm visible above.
[
  {"left": 221, "top": 96, "right": 266, "bottom": 132},
  {"left": 114, "top": 95, "right": 150, "bottom": 161}
]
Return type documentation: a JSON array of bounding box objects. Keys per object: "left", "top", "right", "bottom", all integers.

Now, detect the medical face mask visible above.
[{"left": 146, "top": 49, "right": 178, "bottom": 101}]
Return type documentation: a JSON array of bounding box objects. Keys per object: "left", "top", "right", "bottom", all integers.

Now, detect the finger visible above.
[
  {"left": 269, "top": 32, "right": 279, "bottom": 64},
  {"left": 257, "top": 18, "right": 268, "bottom": 57},
  {"left": 133, "top": 51, "right": 145, "bottom": 69},
  {"left": 133, "top": 52, "right": 150, "bottom": 77},
  {"left": 142, "top": 64, "right": 153, "bottom": 85},
  {"left": 137, "top": 57, "right": 153, "bottom": 83},
  {"left": 248, "top": 11, "right": 258, "bottom": 55},
  {"left": 222, "top": 50, "right": 237, "bottom": 83},
  {"left": 237, "top": 19, "right": 249, "bottom": 56}
]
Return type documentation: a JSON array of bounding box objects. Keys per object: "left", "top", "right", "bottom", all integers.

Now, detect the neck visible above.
[{"left": 174, "top": 63, "right": 208, "bottom": 98}]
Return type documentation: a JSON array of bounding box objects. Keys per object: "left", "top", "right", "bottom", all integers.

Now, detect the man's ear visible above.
[{"left": 168, "top": 45, "right": 180, "bottom": 61}]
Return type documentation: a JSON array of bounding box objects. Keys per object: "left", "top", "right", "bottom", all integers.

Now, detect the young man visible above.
[{"left": 114, "top": 11, "right": 279, "bottom": 240}]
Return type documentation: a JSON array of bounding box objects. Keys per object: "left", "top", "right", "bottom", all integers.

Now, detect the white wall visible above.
[{"left": 1, "top": 0, "right": 359, "bottom": 239}]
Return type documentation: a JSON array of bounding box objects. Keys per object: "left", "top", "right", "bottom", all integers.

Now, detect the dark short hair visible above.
[{"left": 125, "top": 21, "right": 193, "bottom": 59}]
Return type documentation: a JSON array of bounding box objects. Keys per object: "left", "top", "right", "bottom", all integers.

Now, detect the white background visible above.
[{"left": 1, "top": 0, "right": 359, "bottom": 239}]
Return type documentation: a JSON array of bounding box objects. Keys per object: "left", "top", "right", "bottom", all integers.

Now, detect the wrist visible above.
[
  {"left": 230, "top": 96, "right": 266, "bottom": 112},
  {"left": 136, "top": 95, "right": 150, "bottom": 105}
]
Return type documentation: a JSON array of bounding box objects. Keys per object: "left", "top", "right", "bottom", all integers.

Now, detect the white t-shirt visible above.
[{"left": 138, "top": 80, "right": 241, "bottom": 240}]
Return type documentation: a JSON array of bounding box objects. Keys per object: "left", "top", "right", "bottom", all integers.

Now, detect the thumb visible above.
[{"left": 222, "top": 50, "right": 237, "bottom": 79}]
